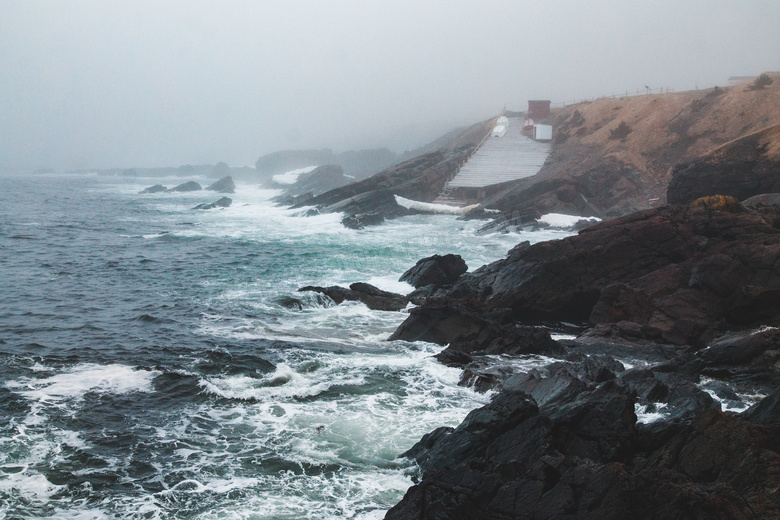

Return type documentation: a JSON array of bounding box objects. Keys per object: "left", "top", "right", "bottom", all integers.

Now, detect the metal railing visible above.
[{"left": 550, "top": 87, "right": 675, "bottom": 108}]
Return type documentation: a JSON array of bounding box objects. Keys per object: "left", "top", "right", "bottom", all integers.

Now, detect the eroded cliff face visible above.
[
  {"left": 483, "top": 78, "right": 780, "bottom": 219},
  {"left": 668, "top": 123, "right": 780, "bottom": 204}
]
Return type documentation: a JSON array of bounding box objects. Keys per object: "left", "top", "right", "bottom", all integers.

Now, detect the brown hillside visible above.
[{"left": 484, "top": 76, "right": 780, "bottom": 218}]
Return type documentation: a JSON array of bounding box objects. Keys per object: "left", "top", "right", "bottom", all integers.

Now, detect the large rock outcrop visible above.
[
  {"left": 291, "top": 149, "right": 474, "bottom": 228},
  {"left": 167, "top": 181, "right": 202, "bottom": 192},
  {"left": 387, "top": 354, "right": 780, "bottom": 520},
  {"left": 391, "top": 201, "right": 780, "bottom": 346},
  {"left": 206, "top": 176, "right": 236, "bottom": 193},
  {"left": 668, "top": 124, "right": 780, "bottom": 204}
]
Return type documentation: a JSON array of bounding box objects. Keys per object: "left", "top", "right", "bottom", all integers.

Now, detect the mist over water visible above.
[{"left": 0, "top": 174, "right": 575, "bottom": 519}]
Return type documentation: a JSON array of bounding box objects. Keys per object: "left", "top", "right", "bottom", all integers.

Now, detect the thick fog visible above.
[{"left": 1, "top": 0, "right": 778, "bottom": 171}]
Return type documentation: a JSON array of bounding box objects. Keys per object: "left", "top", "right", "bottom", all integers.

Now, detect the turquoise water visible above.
[{"left": 0, "top": 173, "right": 573, "bottom": 519}]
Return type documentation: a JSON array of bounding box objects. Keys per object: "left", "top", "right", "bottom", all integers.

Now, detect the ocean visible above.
[{"left": 0, "top": 173, "right": 573, "bottom": 519}]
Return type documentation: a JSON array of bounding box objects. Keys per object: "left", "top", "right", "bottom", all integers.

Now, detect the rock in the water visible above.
[
  {"left": 290, "top": 165, "right": 351, "bottom": 196},
  {"left": 139, "top": 184, "right": 166, "bottom": 194},
  {"left": 298, "top": 282, "right": 408, "bottom": 311},
  {"left": 399, "top": 254, "right": 467, "bottom": 288},
  {"left": 192, "top": 197, "right": 232, "bottom": 210},
  {"left": 206, "top": 176, "right": 235, "bottom": 193},
  {"left": 168, "top": 181, "right": 202, "bottom": 192},
  {"left": 341, "top": 213, "right": 385, "bottom": 229}
]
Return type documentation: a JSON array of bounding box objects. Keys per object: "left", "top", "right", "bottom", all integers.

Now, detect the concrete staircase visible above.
[{"left": 444, "top": 117, "right": 550, "bottom": 190}]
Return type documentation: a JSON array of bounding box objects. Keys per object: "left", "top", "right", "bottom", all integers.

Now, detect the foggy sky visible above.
[{"left": 1, "top": 0, "right": 779, "bottom": 171}]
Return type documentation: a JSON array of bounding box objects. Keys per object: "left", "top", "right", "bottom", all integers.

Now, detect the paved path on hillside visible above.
[{"left": 445, "top": 117, "right": 550, "bottom": 189}]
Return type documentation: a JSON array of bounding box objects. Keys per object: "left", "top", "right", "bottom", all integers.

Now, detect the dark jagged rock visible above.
[
  {"left": 389, "top": 369, "right": 780, "bottom": 520},
  {"left": 298, "top": 283, "right": 408, "bottom": 311},
  {"left": 139, "top": 184, "right": 166, "bottom": 194},
  {"left": 392, "top": 203, "right": 780, "bottom": 347},
  {"left": 206, "top": 176, "right": 235, "bottom": 193},
  {"left": 743, "top": 386, "right": 780, "bottom": 424},
  {"left": 192, "top": 197, "right": 231, "bottom": 210},
  {"left": 399, "top": 254, "right": 467, "bottom": 288},
  {"left": 287, "top": 150, "right": 473, "bottom": 228},
  {"left": 698, "top": 326, "right": 780, "bottom": 366},
  {"left": 668, "top": 124, "right": 780, "bottom": 205},
  {"left": 167, "top": 181, "right": 202, "bottom": 192}
]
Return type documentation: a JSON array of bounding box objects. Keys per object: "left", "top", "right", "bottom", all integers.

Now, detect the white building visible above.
[{"left": 533, "top": 124, "right": 552, "bottom": 141}]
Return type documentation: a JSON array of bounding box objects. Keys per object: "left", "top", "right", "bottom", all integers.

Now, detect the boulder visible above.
[
  {"left": 167, "top": 181, "right": 202, "bottom": 192},
  {"left": 192, "top": 197, "right": 232, "bottom": 210},
  {"left": 399, "top": 254, "right": 467, "bottom": 288},
  {"left": 206, "top": 176, "right": 235, "bottom": 193},
  {"left": 139, "top": 184, "right": 166, "bottom": 194}
]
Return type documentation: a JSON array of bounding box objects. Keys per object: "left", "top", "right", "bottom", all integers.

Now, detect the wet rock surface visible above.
[
  {"left": 385, "top": 201, "right": 780, "bottom": 520},
  {"left": 298, "top": 282, "right": 408, "bottom": 311},
  {"left": 392, "top": 202, "right": 780, "bottom": 347},
  {"left": 387, "top": 352, "right": 780, "bottom": 520},
  {"left": 399, "top": 254, "right": 468, "bottom": 289}
]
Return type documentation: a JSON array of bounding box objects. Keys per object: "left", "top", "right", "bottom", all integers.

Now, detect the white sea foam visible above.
[
  {"left": 634, "top": 402, "right": 669, "bottom": 424},
  {"left": 0, "top": 471, "right": 64, "bottom": 501},
  {"left": 6, "top": 363, "right": 159, "bottom": 403},
  {"left": 272, "top": 165, "right": 319, "bottom": 185},
  {"left": 538, "top": 213, "right": 601, "bottom": 228},
  {"left": 698, "top": 376, "right": 765, "bottom": 413}
]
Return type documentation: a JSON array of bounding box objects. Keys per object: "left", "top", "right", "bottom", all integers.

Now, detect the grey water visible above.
[{"left": 0, "top": 173, "right": 574, "bottom": 519}]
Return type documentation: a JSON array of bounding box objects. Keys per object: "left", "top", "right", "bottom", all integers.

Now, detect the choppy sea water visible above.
[{"left": 0, "top": 173, "right": 575, "bottom": 519}]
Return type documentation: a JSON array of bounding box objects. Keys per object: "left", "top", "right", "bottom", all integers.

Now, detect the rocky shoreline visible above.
[
  {"left": 290, "top": 195, "right": 779, "bottom": 517},
  {"left": 377, "top": 197, "right": 780, "bottom": 519}
]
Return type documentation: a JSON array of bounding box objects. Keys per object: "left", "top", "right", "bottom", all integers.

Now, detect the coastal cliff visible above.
[{"left": 482, "top": 77, "right": 780, "bottom": 220}]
